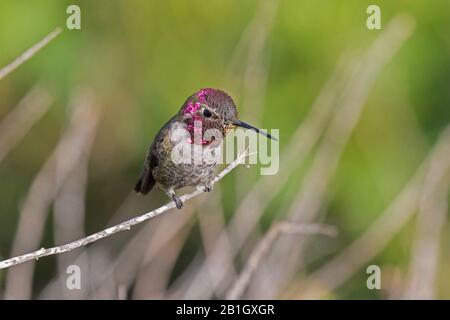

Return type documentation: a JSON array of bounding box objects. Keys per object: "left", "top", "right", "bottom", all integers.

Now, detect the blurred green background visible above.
[{"left": 0, "top": 0, "right": 449, "bottom": 299}]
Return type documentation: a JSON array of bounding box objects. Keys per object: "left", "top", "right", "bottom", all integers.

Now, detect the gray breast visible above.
[{"left": 152, "top": 120, "right": 220, "bottom": 189}]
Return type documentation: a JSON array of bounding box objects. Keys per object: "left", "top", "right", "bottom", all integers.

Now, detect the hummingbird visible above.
[{"left": 134, "top": 88, "right": 275, "bottom": 209}]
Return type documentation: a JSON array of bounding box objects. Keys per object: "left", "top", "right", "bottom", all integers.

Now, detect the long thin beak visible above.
[{"left": 231, "top": 120, "right": 278, "bottom": 141}]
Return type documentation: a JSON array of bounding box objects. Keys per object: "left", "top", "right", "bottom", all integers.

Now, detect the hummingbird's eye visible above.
[{"left": 202, "top": 108, "right": 212, "bottom": 118}]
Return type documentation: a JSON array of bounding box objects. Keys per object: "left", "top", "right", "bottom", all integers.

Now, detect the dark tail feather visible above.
[{"left": 134, "top": 173, "right": 155, "bottom": 195}]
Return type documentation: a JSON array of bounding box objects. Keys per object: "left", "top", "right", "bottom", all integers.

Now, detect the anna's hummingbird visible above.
[{"left": 134, "top": 88, "right": 275, "bottom": 209}]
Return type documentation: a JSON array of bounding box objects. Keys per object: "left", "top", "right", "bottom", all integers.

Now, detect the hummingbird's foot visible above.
[
  {"left": 197, "top": 183, "right": 213, "bottom": 192},
  {"left": 172, "top": 195, "right": 183, "bottom": 209},
  {"left": 166, "top": 188, "right": 183, "bottom": 209},
  {"left": 195, "top": 183, "right": 213, "bottom": 193}
]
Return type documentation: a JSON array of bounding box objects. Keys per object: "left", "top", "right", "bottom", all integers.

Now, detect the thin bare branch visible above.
[
  {"left": 226, "top": 222, "right": 337, "bottom": 300},
  {"left": 0, "top": 151, "right": 251, "bottom": 270},
  {"left": 89, "top": 200, "right": 197, "bottom": 299},
  {"left": 41, "top": 191, "right": 197, "bottom": 298},
  {"left": 0, "top": 28, "right": 62, "bottom": 80}
]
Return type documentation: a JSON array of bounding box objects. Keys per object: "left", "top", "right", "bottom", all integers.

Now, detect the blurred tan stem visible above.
[
  {"left": 246, "top": 14, "right": 415, "bottom": 298},
  {"left": 131, "top": 224, "right": 192, "bottom": 299},
  {"left": 402, "top": 134, "right": 450, "bottom": 299},
  {"left": 0, "top": 28, "right": 62, "bottom": 80},
  {"left": 175, "top": 49, "right": 353, "bottom": 299},
  {"left": 299, "top": 125, "right": 450, "bottom": 298},
  {"left": 229, "top": 0, "right": 280, "bottom": 124},
  {"left": 226, "top": 222, "right": 337, "bottom": 300},
  {"left": 227, "top": 0, "right": 280, "bottom": 202},
  {"left": 181, "top": 15, "right": 414, "bottom": 299},
  {"left": 182, "top": 190, "right": 237, "bottom": 299},
  {"left": 3, "top": 92, "right": 100, "bottom": 299},
  {"left": 0, "top": 86, "right": 54, "bottom": 165},
  {"left": 52, "top": 104, "right": 96, "bottom": 299}
]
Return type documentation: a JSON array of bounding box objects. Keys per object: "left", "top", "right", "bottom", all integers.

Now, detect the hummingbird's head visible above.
[{"left": 180, "top": 88, "right": 276, "bottom": 142}]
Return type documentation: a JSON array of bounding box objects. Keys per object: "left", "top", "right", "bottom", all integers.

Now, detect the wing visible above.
[
  {"left": 134, "top": 116, "right": 177, "bottom": 195},
  {"left": 134, "top": 149, "right": 158, "bottom": 195}
]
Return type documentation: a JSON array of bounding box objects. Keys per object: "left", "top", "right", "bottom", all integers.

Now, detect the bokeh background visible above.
[{"left": 0, "top": 0, "right": 449, "bottom": 299}]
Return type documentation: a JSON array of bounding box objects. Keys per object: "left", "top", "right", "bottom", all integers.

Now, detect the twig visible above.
[
  {"left": 41, "top": 191, "right": 197, "bottom": 298},
  {"left": 89, "top": 199, "right": 197, "bottom": 299},
  {"left": 40, "top": 191, "right": 137, "bottom": 298},
  {"left": 0, "top": 28, "right": 62, "bottom": 80},
  {"left": 226, "top": 222, "right": 337, "bottom": 300},
  {"left": 0, "top": 151, "right": 251, "bottom": 270}
]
